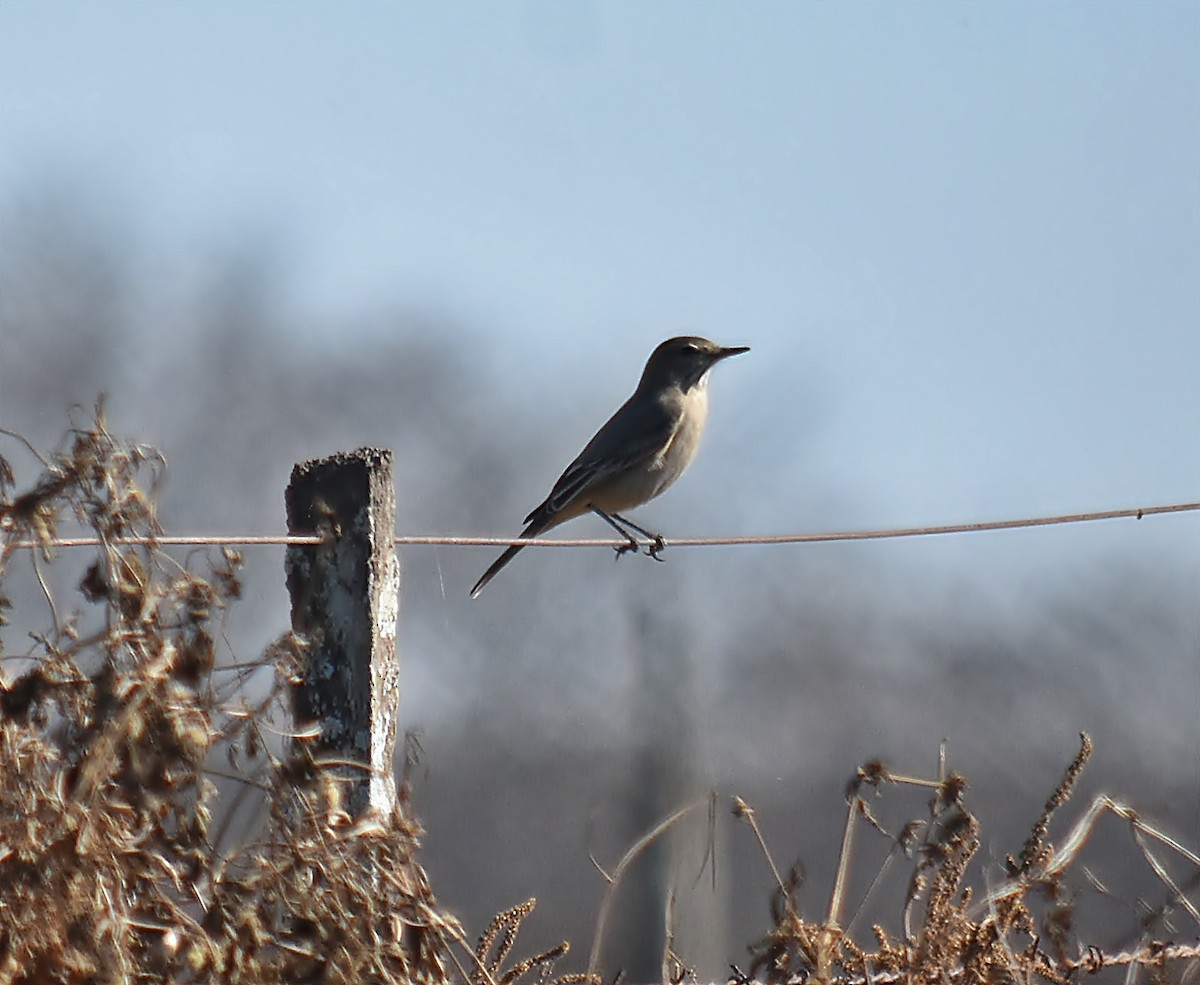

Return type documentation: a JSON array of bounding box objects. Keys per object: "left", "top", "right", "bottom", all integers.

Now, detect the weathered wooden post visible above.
[{"left": 284, "top": 447, "right": 401, "bottom": 817}]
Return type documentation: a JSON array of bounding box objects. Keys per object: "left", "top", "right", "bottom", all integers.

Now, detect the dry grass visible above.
[
  {"left": 733, "top": 738, "right": 1200, "bottom": 985},
  {"left": 0, "top": 406, "right": 468, "bottom": 983},
  {"left": 1, "top": 406, "right": 1196, "bottom": 985}
]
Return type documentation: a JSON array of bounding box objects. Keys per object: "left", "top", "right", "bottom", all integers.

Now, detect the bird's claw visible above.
[
  {"left": 614, "top": 538, "right": 640, "bottom": 561},
  {"left": 613, "top": 530, "right": 666, "bottom": 562}
]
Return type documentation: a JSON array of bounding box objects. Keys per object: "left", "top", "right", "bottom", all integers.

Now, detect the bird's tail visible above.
[{"left": 469, "top": 514, "right": 551, "bottom": 599}]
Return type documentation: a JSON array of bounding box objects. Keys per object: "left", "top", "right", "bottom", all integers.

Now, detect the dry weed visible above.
[
  {"left": 736, "top": 736, "right": 1200, "bottom": 985},
  {"left": 0, "top": 407, "right": 475, "bottom": 984}
]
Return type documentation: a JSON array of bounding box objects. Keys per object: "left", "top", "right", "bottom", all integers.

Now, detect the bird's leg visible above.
[
  {"left": 590, "top": 508, "right": 642, "bottom": 559},
  {"left": 611, "top": 513, "right": 667, "bottom": 562}
]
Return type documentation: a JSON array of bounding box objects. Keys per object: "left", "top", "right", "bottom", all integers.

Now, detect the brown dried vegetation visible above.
[
  {"left": 0, "top": 408, "right": 477, "bottom": 983},
  {"left": 1, "top": 408, "right": 1197, "bottom": 985},
  {"left": 736, "top": 738, "right": 1200, "bottom": 985}
]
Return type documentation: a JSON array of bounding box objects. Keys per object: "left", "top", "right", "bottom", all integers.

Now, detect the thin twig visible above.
[{"left": 586, "top": 797, "right": 710, "bottom": 981}]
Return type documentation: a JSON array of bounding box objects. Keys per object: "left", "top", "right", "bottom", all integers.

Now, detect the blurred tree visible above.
[
  {"left": 1, "top": 183, "right": 1195, "bottom": 978},
  {"left": 0, "top": 184, "right": 133, "bottom": 443}
]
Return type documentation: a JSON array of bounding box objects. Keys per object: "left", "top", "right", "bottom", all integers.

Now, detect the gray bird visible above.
[{"left": 471, "top": 336, "right": 748, "bottom": 597}]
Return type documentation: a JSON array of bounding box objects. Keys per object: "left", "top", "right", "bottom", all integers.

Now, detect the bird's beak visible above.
[{"left": 714, "top": 344, "right": 750, "bottom": 362}]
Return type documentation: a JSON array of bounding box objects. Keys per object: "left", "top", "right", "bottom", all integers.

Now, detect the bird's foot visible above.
[
  {"left": 613, "top": 536, "right": 640, "bottom": 561},
  {"left": 646, "top": 535, "right": 667, "bottom": 562}
]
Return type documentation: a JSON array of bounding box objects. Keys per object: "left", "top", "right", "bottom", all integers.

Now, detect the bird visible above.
[{"left": 470, "top": 335, "right": 749, "bottom": 598}]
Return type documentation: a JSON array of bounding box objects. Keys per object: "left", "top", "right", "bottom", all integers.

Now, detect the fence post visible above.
[{"left": 284, "top": 447, "right": 401, "bottom": 817}]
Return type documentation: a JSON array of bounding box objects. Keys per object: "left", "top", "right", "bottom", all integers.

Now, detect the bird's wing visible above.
[{"left": 525, "top": 393, "right": 678, "bottom": 523}]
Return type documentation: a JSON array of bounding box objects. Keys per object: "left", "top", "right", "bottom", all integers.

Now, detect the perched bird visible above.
[{"left": 470, "top": 335, "right": 749, "bottom": 598}]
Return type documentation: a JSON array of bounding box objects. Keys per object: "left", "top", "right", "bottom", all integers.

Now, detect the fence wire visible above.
[{"left": 4, "top": 499, "right": 1198, "bottom": 550}]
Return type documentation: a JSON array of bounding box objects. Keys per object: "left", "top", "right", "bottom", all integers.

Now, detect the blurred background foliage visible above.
[{"left": 1, "top": 183, "right": 1196, "bottom": 978}]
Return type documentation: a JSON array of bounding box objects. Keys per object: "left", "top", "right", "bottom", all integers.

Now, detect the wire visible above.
[{"left": 3, "top": 500, "right": 1197, "bottom": 551}]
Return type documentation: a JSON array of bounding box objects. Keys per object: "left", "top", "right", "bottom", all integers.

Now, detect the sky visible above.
[{"left": 1, "top": 0, "right": 1198, "bottom": 571}]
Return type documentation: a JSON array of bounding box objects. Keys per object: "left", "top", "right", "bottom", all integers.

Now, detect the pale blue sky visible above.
[{"left": 1, "top": 1, "right": 1197, "bottom": 571}]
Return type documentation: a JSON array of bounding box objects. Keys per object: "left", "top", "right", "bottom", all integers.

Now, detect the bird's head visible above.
[{"left": 639, "top": 336, "right": 750, "bottom": 393}]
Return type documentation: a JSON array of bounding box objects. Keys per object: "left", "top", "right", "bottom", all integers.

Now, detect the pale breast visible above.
[
  {"left": 647, "top": 384, "right": 709, "bottom": 499},
  {"left": 584, "top": 382, "right": 711, "bottom": 513}
]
